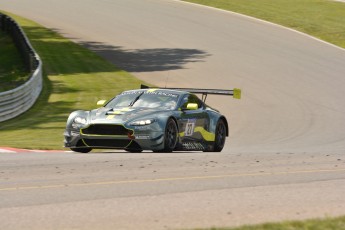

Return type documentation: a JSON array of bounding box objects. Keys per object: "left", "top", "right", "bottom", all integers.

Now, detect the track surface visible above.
[{"left": 1, "top": 0, "right": 345, "bottom": 229}]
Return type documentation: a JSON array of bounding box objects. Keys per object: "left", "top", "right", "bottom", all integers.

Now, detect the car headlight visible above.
[
  {"left": 130, "top": 119, "right": 155, "bottom": 126},
  {"left": 74, "top": 116, "right": 87, "bottom": 125}
]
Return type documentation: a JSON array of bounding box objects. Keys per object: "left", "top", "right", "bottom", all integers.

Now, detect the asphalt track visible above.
[{"left": 0, "top": 0, "right": 345, "bottom": 229}]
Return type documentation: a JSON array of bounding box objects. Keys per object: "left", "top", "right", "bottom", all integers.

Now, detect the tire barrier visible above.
[{"left": 0, "top": 13, "right": 42, "bottom": 122}]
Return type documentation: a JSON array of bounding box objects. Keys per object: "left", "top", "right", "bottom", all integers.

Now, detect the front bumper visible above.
[{"left": 64, "top": 123, "right": 165, "bottom": 151}]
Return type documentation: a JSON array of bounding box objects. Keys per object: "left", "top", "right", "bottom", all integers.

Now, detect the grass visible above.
[
  {"left": 0, "top": 30, "right": 29, "bottom": 91},
  {"left": 0, "top": 12, "right": 144, "bottom": 149},
  {"left": 196, "top": 215, "right": 345, "bottom": 230},
  {"left": 184, "top": 0, "right": 345, "bottom": 49}
]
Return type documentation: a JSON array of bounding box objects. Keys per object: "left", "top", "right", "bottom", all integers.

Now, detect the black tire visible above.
[
  {"left": 162, "top": 118, "right": 178, "bottom": 152},
  {"left": 213, "top": 119, "right": 226, "bottom": 152},
  {"left": 125, "top": 149, "right": 143, "bottom": 153},
  {"left": 70, "top": 147, "right": 92, "bottom": 153}
]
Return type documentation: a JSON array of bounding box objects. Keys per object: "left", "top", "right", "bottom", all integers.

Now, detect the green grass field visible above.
[
  {"left": 0, "top": 30, "right": 29, "bottom": 91},
  {"left": 184, "top": 0, "right": 345, "bottom": 49},
  {"left": 0, "top": 12, "right": 144, "bottom": 149},
  {"left": 198, "top": 215, "right": 345, "bottom": 230}
]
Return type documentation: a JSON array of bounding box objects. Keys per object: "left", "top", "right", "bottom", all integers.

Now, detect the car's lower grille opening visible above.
[
  {"left": 82, "top": 124, "right": 129, "bottom": 136},
  {"left": 83, "top": 139, "right": 131, "bottom": 148}
]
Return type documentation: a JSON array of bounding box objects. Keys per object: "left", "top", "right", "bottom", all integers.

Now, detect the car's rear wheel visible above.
[
  {"left": 213, "top": 119, "right": 226, "bottom": 152},
  {"left": 70, "top": 147, "right": 92, "bottom": 153},
  {"left": 162, "top": 118, "right": 178, "bottom": 152}
]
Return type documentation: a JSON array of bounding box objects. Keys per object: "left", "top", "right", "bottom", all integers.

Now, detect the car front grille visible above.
[
  {"left": 81, "top": 124, "right": 131, "bottom": 136},
  {"left": 82, "top": 139, "right": 131, "bottom": 148}
]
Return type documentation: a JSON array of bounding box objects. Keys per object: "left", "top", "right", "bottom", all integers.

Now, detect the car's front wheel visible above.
[{"left": 162, "top": 118, "right": 178, "bottom": 152}]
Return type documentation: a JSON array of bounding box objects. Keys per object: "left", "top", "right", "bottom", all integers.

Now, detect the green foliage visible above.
[
  {"left": 0, "top": 12, "right": 143, "bottom": 149},
  {"left": 0, "top": 30, "right": 29, "bottom": 91}
]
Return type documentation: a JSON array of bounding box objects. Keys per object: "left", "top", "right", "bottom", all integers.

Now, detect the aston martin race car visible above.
[{"left": 64, "top": 85, "right": 241, "bottom": 153}]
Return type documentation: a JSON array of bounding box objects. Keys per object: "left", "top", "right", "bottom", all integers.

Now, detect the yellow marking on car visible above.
[
  {"left": 121, "top": 107, "right": 131, "bottom": 111},
  {"left": 179, "top": 126, "right": 215, "bottom": 141},
  {"left": 147, "top": 89, "right": 157, "bottom": 93},
  {"left": 97, "top": 100, "right": 107, "bottom": 106},
  {"left": 107, "top": 115, "right": 115, "bottom": 119},
  {"left": 233, "top": 88, "right": 241, "bottom": 99},
  {"left": 194, "top": 127, "right": 215, "bottom": 141},
  {"left": 107, "top": 108, "right": 132, "bottom": 116},
  {"left": 81, "top": 139, "right": 90, "bottom": 147}
]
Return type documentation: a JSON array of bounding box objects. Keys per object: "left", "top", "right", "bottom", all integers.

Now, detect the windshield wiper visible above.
[{"left": 128, "top": 92, "right": 144, "bottom": 107}]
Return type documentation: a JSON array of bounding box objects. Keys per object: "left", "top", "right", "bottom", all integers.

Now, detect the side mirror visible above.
[
  {"left": 97, "top": 100, "right": 107, "bottom": 106},
  {"left": 186, "top": 103, "right": 198, "bottom": 110}
]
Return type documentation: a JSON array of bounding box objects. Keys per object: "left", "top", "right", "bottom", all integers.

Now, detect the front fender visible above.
[
  {"left": 66, "top": 110, "right": 89, "bottom": 128},
  {"left": 208, "top": 112, "right": 229, "bottom": 137}
]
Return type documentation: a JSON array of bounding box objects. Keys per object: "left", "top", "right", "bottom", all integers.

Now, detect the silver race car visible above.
[{"left": 64, "top": 85, "right": 241, "bottom": 153}]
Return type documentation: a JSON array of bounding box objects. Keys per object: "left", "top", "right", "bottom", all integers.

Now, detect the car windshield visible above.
[{"left": 106, "top": 90, "right": 180, "bottom": 110}]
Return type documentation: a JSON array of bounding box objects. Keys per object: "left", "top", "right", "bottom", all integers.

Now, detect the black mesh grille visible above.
[
  {"left": 83, "top": 139, "right": 131, "bottom": 148},
  {"left": 82, "top": 124, "right": 129, "bottom": 136}
]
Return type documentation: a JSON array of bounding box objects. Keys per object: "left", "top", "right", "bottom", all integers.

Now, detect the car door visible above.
[{"left": 177, "top": 94, "right": 211, "bottom": 149}]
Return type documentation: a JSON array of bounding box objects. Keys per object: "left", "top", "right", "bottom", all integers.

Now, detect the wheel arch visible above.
[
  {"left": 168, "top": 116, "right": 179, "bottom": 131},
  {"left": 219, "top": 116, "right": 229, "bottom": 137}
]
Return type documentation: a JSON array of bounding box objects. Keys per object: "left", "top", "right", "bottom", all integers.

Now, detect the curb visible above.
[{"left": 0, "top": 147, "right": 65, "bottom": 153}]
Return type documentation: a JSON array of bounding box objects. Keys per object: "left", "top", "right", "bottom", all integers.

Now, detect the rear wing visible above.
[{"left": 141, "top": 84, "right": 241, "bottom": 101}]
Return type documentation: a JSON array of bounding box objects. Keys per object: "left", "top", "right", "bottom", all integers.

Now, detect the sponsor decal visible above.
[
  {"left": 134, "top": 126, "right": 150, "bottom": 130},
  {"left": 121, "top": 90, "right": 179, "bottom": 98},
  {"left": 135, "top": 135, "right": 150, "bottom": 140},
  {"left": 106, "top": 115, "right": 115, "bottom": 119},
  {"left": 184, "top": 119, "right": 196, "bottom": 136}
]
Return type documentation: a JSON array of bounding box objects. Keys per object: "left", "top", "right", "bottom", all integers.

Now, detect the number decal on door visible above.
[{"left": 185, "top": 122, "right": 195, "bottom": 136}]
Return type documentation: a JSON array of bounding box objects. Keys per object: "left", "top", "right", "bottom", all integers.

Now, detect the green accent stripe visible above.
[
  {"left": 81, "top": 139, "right": 90, "bottom": 147},
  {"left": 179, "top": 126, "right": 215, "bottom": 141}
]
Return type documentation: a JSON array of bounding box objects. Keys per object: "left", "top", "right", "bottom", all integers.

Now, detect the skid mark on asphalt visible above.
[{"left": 1, "top": 168, "right": 345, "bottom": 192}]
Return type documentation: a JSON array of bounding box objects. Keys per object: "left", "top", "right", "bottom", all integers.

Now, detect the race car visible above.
[{"left": 64, "top": 85, "right": 241, "bottom": 153}]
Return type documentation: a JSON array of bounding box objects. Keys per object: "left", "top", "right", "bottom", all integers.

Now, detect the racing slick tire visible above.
[
  {"left": 161, "top": 118, "right": 178, "bottom": 152},
  {"left": 125, "top": 149, "right": 143, "bottom": 153},
  {"left": 213, "top": 119, "right": 226, "bottom": 152},
  {"left": 70, "top": 147, "right": 92, "bottom": 153}
]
